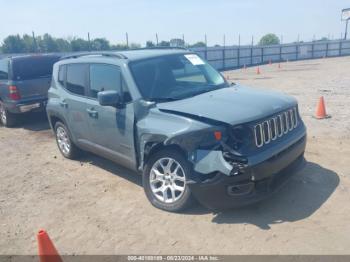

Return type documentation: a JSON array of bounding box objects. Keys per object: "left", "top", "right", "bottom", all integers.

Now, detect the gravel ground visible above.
[{"left": 0, "top": 56, "right": 350, "bottom": 255}]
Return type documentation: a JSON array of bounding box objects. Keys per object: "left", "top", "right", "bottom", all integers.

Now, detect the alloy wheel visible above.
[
  {"left": 56, "top": 126, "right": 71, "bottom": 155},
  {"left": 0, "top": 104, "right": 7, "bottom": 125},
  {"left": 149, "top": 157, "right": 186, "bottom": 204}
]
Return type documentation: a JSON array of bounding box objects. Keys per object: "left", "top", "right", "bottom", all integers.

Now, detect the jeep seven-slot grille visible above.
[{"left": 254, "top": 107, "right": 298, "bottom": 148}]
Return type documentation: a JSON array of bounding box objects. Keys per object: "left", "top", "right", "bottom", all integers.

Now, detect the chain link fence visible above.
[{"left": 190, "top": 39, "right": 350, "bottom": 70}]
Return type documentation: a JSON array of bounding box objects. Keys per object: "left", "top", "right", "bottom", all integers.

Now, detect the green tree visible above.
[
  {"left": 92, "top": 38, "right": 110, "bottom": 51},
  {"left": 159, "top": 41, "right": 170, "bottom": 47},
  {"left": 38, "top": 34, "right": 59, "bottom": 52},
  {"left": 55, "top": 38, "right": 71, "bottom": 52},
  {"left": 146, "top": 41, "right": 155, "bottom": 47},
  {"left": 258, "top": 33, "right": 280, "bottom": 46},
  {"left": 1, "top": 35, "right": 26, "bottom": 53},
  {"left": 110, "top": 43, "right": 128, "bottom": 50},
  {"left": 70, "top": 38, "right": 90, "bottom": 51},
  {"left": 129, "top": 43, "right": 141, "bottom": 49},
  {"left": 22, "top": 34, "right": 37, "bottom": 53},
  {"left": 189, "top": 41, "right": 206, "bottom": 48}
]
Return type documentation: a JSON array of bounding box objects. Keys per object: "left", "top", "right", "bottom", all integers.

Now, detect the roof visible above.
[{"left": 59, "top": 48, "right": 191, "bottom": 64}]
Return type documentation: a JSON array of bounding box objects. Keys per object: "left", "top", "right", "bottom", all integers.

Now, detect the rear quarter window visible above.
[
  {"left": 58, "top": 65, "right": 66, "bottom": 86},
  {"left": 12, "top": 56, "right": 59, "bottom": 80}
]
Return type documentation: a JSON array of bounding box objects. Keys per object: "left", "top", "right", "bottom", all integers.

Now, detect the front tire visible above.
[
  {"left": 0, "top": 101, "right": 17, "bottom": 127},
  {"left": 54, "top": 122, "right": 80, "bottom": 159},
  {"left": 143, "top": 148, "right": 195, "bottom": 212}
]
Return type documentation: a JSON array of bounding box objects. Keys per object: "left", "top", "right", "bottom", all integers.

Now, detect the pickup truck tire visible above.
[
  {"left": 54, "top": 122, "right": 80, "bottom": 159},
  {"left": 143, "top": 148, "right": 195, "bottom": 212},
  {"left": 0, "top": 101, "right": 17, "bottom": 127}
]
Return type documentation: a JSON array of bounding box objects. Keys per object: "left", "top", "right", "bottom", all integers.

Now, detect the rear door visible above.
[
  {"left": 59, "top": 63, "right": 92, "bottom": 145},
  {"left": 11, "top": 55, "right": 60, "bottom": 100}
]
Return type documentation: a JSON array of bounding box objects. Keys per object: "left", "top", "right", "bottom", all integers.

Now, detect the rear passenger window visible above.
[
  {"left": 0, "top": 59, "right": 9, "bottom": 80},
  {"left": 89, "top": 64, "right": 121, "bottom": 98},
  {"left": 58, "top": 65, "right": 66, "bottom": 86},
  {"left": 66, "top": 64, "right": 87, "bottom": 96}
]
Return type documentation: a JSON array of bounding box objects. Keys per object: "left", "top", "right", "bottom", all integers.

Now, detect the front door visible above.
[{"left": 85, "top": 63, "right": 136, "bottom": 170}]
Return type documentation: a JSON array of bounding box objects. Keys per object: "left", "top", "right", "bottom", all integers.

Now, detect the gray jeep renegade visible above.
[{"left": 46, "top": 49, "right": 306, "bottom": 212}]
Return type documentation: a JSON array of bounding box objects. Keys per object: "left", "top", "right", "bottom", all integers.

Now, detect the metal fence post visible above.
[
  {"left": 250, "top": 46, "right": 253, "bottom": 65},
  {"left": 311, "top": 41, "right": 314, "bottom": 59},
  {"left": 237, "top": 47, "right": 240, "bottom": 68},
  {"left": 326, "top": 42, "right": 329, "bottom": 57},
  {"left": 237, "top": 34, "right": 241, "bottom": 68},
  {"left": 279, "top": 45, "right": 282, "bottom": 61},
  {"left": 296, "top": 44, "right": 299, "bottom": 60},
  {"left": 261, "top": 47, "right": 264, "bottom": 64},
  {"left": 222, "top": 48, "right": 226, "bottom": 70},
  {"left": 339, "top": 40, "right": 342, "bottom": 56}
]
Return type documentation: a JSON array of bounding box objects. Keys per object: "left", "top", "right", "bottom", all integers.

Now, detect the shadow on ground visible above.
[
  {"left": 79, "top": 154, "right": 143, "bottom": 187},
  {"left": 17, "top": 112, "right": 50, "bottom": 131},
  {"left": 76, "top": 152, "right": 339, "bottom": 230},
  {"left": 210, "top": 161, "right": 339, "bottom": 229}
]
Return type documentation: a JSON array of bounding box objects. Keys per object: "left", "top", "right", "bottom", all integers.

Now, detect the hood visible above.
[{"left": 156, "top": 85, "right": 297, "bottom": 125}]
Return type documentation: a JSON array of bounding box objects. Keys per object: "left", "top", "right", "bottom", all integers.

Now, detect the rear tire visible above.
[
  {"left": 143, "top": 148, "right": 195, "bottom": 212},
  {"left": 0, "top": 101, "right": 17, "bottom": 127},
  {"left": 54, "top": 122, "right": 80, "bottom": 159}
]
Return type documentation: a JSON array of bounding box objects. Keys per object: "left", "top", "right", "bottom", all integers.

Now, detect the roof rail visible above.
[{"left": 59, "top": 52, "right": 127, "bottom": 61}]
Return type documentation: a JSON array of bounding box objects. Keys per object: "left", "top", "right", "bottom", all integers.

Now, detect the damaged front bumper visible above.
[{"left": 189, "top": 131, "right": 307, "bottom": 210}]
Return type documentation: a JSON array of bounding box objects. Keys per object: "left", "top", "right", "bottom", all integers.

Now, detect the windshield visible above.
[{"left": 129, "top": 53, "right": 228, "bottom": 101}]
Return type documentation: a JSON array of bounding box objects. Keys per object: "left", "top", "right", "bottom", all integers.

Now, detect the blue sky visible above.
[{"left": 1, "top": 0, "right": 349, "bottom": 46}]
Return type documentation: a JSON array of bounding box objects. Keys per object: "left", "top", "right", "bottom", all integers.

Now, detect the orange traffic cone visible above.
[
  {"left": 37, "top": 229, "right": 62, "bottom": 262},
  {"left": 256, "top": 66, "right": 261, "bottom": 75},
  {"left": 315, "top": 96, "right": 328, "bottom": 119}
]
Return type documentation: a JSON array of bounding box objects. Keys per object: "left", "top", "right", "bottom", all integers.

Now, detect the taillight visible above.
[{"left": 8, "top": 85, "right": 21, "bottom": 100}]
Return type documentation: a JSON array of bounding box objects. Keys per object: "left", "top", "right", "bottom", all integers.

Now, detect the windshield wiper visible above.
[{"left": 150, "top": 97, "right": 181, "bottom": 103}]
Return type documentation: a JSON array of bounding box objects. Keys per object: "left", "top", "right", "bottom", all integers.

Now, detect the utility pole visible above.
[
  {"left": 251, "top": 35, "right": 254, "bottom": 46},
  {"left": 182, "top": 34, "right": 185, "bottom": 46},
  {"left": 126, "top": 32, "right": 129, "bottom": 48},
  {"left": 238, "top": 34, "right": 241, "bottom": 46},
  {"left": 156, "top": 33, "right": 159, "bottom": 46},
  {"left": 223, "top": 34, "right": 226, "bottom": 47},
  {"left": 204, "top": 34, "right": 208, "bottom": 60},
  {"left": 280, "top": 35, "right": 283, "bottom": 44},
  {"left": 32, "top": 31, "right": 38, "bottom": 53},
  {"left": 345, "top": 19, "right": 349, "bottom": 40},
  {"left": 88, "top": 32, "right": 91, "bottom": 51}
]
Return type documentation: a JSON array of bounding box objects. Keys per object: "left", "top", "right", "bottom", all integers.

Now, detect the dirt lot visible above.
[{"left": 1, "top": 56, "right": 350, "bottom": 255}]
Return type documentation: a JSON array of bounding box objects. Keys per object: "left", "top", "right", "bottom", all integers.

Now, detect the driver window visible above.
[{"left": 89, "top": 64, "right": 121, "bottom": 99}]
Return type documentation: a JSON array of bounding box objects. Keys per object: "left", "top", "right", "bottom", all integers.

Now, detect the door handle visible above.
[
  {"left": 59, "top": 100, "right": 68, "bottom": 108},
  {"left": 86, "top": 108, "right": 98, "bottom": 118}
]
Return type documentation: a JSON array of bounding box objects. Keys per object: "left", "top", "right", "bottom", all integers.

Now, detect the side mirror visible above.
[{"left": 98, "top": 90, "right": 121, "bottom": 107}]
